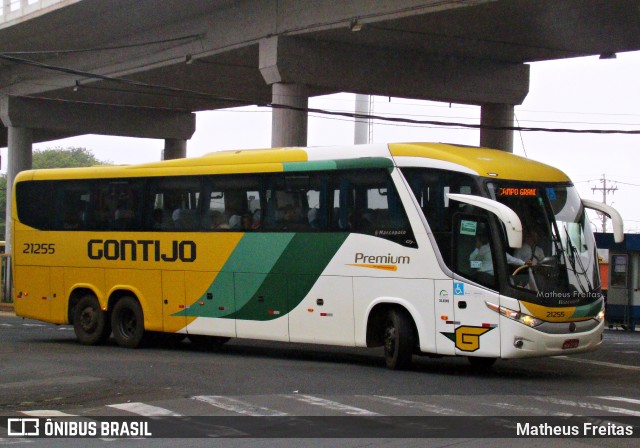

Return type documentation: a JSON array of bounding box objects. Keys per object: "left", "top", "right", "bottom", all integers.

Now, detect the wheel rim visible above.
[
  {"left": 79, "top": 306, "right": 97, "bottom": 333},
  {"left": 118, "top": 308, "right": 137, "bottom": 339},
  {"left": 383, "top": 321, "right": 396, "bottom": 357}
]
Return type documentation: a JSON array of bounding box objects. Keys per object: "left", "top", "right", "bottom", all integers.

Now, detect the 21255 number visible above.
[{"left": 23, "top": 243, "right": 56, "bottom": 255}]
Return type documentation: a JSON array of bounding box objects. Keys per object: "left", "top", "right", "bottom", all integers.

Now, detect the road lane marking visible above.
[
  {"left": 285, "top": 395, "right": 380, "bottom": 416},
  {"left": 192, "top": 396, "right": 288, "bottom": 416},
  {"left": 534, "top": 397, "right": 640, "bottom": 417},
  {"left": 554, "top": 356, "right": 640, "bottom": 372},
  {"left": 0, "top": 437, "right": 34, "bottom": 444},
  {"left": 366, "top": 395, "right": 467, "bottom": 416},
  {"left": 107, "top": 402, "right": 182, "bottom": 417},
  {"left": 597, "top": 396, "right": 640, "bottom": 406},
  {"left": 0, "top": 376, "right": 102, "bottom": 389},
  {"left": 480, "top": 400, "right": 572, "bottom": 417},
  {"left": 21, "top": 410, "right": 76, "bottom": 417}
]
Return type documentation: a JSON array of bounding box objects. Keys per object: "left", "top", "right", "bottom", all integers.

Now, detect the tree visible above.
[
  {"left": 32, "top": 146, "right": 110, "bottom": 169},
  {"left": 0, "top": 147, "right": 111, "bottom": 237}
]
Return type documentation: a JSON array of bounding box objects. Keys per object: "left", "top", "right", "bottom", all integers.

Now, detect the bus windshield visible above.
[{"left": 488, "top": 182, "right": 600, "bottom": 303}]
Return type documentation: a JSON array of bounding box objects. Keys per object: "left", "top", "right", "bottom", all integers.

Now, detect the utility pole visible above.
[
  {"left": 354, "top": 94, "right": 373, "bottom": 144},
  {"left": 591, "top": 174, "right": 618, "bottom": 232}
]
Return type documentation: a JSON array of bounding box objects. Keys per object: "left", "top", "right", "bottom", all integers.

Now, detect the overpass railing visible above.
[
  {"left": 0, "top": 253, "right": 9, "bottom": 303},
  {"left": 1, "top": 0, "right": 71, "bottom": 25}
]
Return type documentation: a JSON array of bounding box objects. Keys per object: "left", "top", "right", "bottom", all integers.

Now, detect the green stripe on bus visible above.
[
  {"left": 176, "top": 233, "right": 293, "bottom": 318},
  {"left": 334, "top": 158, "right": 393, "bottom": 170},
  {"left": 570, "top": 299, "right": 603, "bottom": 319},
  {"left": 282, "top": 158, "right": 392, "bottom": 172},
  {"left": 230, "top": 233, "right": 348, "bottom": 321},
  {"left": 283, "top": 161, "right": 337, "bottom": 172},
  {"left": 221, "top": 233, "right": 294, "bottom": 274},
  {"left": 176, "top": 233, "right": 348, "bottom": 320}
]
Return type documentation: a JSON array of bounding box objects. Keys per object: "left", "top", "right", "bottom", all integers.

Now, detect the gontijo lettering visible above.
[{"left": 88, "top": 239, "right": 196, "bottom": 262}]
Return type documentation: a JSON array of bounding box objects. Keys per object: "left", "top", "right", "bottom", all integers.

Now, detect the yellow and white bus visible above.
[{"left": 11, "top": 143, "right": 623, "bottom": 369}]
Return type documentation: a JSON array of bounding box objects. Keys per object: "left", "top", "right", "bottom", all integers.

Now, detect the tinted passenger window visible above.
[{"left": 15, "top": 168, "right": 415, "bottom": 246}]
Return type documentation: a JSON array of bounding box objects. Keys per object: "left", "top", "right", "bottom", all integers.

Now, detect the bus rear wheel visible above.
[
  {"left": 383, "top": 308, "right": 415, "bottom": 370},
  {"left": 73, "top": 295, "right": 111, "bottom": 345},
  {"left": 111, "top": 296, "right": 145, "bottom": 349}
]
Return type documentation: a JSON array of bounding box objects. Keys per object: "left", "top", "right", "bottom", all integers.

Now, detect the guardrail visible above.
[{"left": 0, "top": 253, "right": 10, "bottom": 303}]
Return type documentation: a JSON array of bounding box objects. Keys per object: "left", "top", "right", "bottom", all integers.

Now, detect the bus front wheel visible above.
[
  {"left": 111, "top": 296, "right": 145, "bottom": 349},
  {"left": 73, "top": 295, "right": 111, "bottom": 345},
  {"left": 383, "top": 309, "right": 415, "bottom": 370}
]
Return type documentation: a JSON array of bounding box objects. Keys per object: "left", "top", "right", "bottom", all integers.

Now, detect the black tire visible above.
[
  {"left": 73, "top": 295, "right": 111, "bottom": 345},
  {"left": 111, "top": 296, "right": 145, "bottom": 348},
  {"left": 189, "top": 334, "right": 230, "bottom": 351},
  {"left": 383, "top": 308, "right": 415, "bottom": 370},
  {"left": 468, "top": 356, "right": 497, "bottom": 370}
]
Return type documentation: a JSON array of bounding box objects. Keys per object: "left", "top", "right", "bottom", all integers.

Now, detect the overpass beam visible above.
[
  {"left": 259, "top": 36, "right": 530, "bottom": 106},
  {"left": 260, "top": 36, "right": 529, "bottom": 150},
  {"left": 480, "top": 103, "right": 515, "bottom": 152},
  {"left": 0, "top": 96, "right": 196, "bottom": 141}
]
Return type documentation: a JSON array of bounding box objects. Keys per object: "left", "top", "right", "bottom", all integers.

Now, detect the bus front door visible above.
[{"left": 452, "top": 281, "right": 501, "bottom": 358}]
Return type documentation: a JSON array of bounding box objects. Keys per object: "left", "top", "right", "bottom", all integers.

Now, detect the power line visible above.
[
  {"left": 2, "top": 52, "right": 640, "bottom": 135},
  {"left": 0, "top": 34, "right": 203, "bottom": 56},
  {"left": 610, "top": 180, "right": 640, "bottom": 187}
]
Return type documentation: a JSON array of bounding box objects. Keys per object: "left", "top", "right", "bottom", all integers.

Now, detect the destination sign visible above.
[{"left": 498, "top": 187, "right": 537, "bottom": 197}]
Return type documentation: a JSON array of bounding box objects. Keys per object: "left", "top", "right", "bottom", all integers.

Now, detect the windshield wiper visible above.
[{"left": 563, "top": 225, "right": 592, "bottom": 294}]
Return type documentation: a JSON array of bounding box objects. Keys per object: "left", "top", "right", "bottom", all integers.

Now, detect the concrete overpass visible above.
[{"left": 1, "top": 0, "right": 640, "bottom": 247}]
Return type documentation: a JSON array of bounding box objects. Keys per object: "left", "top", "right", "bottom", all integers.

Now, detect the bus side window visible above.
[
  {"left": 452, "top": 215, "right": 497, "bottom": 289},
  {"left": 332, "top": 169, "right": 414, "bottom": 246},
  {"left": 151, "top": 176, "right": 203, "bottom": 231},
  {"left": 58, "top": 182, "right": 93, "bottom": 231},
  {"left": 205, "top": 174, "right": 264, "bottom": 231}
]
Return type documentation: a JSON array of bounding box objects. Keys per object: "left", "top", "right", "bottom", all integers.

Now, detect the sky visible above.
[{"left": 2, "top": 50, "right": 639, "bottom": 232}]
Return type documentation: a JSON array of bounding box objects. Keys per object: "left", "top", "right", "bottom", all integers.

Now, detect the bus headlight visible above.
[
  {"left": 486, "top": 302, "right": 544, "bottom": 328},
  {"left": 595, "top": 308, "right": 605, "bottom": 322}
]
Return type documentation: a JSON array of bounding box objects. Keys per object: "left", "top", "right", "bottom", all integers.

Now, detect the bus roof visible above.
[
  {"left": 389, "top": 143, "right": 570, "bottom": 183},
  {"left": 15, "top": 142, "right": 570, "bottom": 183}
]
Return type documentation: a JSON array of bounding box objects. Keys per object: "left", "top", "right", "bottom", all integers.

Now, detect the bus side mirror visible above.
[
  {"left": 447, "top": 193, "right": 523, "bottom": 249},
  {"left": 582, "top": 199, "right": 624, "bottom": 243}
]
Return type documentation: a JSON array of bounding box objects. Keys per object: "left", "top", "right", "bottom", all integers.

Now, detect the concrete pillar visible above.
[
  {"left": 163, "top": 138, "right": 187, "bottom": 160},
  {"left": 4, "top": 126, "right": 33, "bottom": 253},
  {"left": 271, "top": 83, "right": 308, "bottom": 148},
  {"left": 480, "top": 103, "right": 514, "bottom": 152}
]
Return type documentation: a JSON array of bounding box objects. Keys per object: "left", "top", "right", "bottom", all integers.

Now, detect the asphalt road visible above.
[{"left": 0, "top": 311, "right": 639, "bottom": 447}]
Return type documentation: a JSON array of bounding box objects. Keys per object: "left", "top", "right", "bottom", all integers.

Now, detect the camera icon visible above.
[{"left": 7, "top": 418, "right": 40, "bottom": 436}]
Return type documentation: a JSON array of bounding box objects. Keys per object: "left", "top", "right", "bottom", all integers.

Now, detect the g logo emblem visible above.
[
  {"left": 441, "top": 326, "right": 495, "bottom": 352},
  {"left": 455, "top": 326, "right": 492, "bottom": 352}
]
